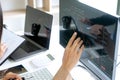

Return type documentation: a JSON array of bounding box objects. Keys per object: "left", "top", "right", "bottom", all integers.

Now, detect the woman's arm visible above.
[
  {"left": 53, "top": 32, "right": 84, "bottom": 80},
  {"left": 53, "top": 66, "right": 72, "bottom": 80}
]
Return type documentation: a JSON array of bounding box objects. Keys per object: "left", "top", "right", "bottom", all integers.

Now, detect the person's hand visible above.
[
  {"left": 96, "top": 27, "right": 114, "bottom": 59},
  {"left": 80, "top": 18, "right": 92, "bottom": 25},
  {"left": 90, "top": 24, "right": 104, "bottom": 36},
  {"left": 96, "top": 27, "right": 111, "bottom": 45},
  {"left": 2, "top": 72, "right": 22, "bottom": 80},
  {"left": 0, "top": 43, "right": 7, "bottom": 59},
  {"left": 62, "top": 32, "right": 84, "bottom": 72}
]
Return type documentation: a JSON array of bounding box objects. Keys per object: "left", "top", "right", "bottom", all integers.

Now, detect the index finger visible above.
[{"left": 66, "top": 32, "right": 77, "bottom": 48}]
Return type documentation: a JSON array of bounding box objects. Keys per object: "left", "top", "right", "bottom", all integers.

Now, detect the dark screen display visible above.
[{"left": 24, "top": 6, "right": 53, "bottom": 49}]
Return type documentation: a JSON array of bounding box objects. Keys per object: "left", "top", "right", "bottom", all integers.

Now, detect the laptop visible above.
[
  {"left": 60, "top": 0, "right": 119, "bottom": 80},
  {"left": 10, "top": 6, "right": 53, "bottom": 60},
  {"left": 0, "top": 4, "right": 24, "bottom": 65}
]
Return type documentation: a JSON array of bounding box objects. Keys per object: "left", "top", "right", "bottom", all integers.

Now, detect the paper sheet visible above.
[{"left": 0, "top": 28, "right": 25, "bottom": 65}]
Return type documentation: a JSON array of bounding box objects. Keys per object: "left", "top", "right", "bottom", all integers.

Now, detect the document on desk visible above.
[
  {"left": 30, "top": 54, "right": 55, "bottom": 68},
  {"left": 0, "top": 28, "right": 25, "bottom": 65}
]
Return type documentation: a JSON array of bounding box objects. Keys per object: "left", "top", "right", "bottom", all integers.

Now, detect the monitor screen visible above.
[{"left": 60, "top": 0, "right": 119, "bottom": 80}]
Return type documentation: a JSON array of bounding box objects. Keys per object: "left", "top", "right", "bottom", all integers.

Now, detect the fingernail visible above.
[{"left": 74, "top": 32, "right": 77, "bottom": 35}]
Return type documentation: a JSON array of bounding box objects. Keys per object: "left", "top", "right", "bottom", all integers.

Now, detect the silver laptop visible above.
[
  {"left": 10, "top": 6, "right": 53, "bottom": 60},
  {"left": 60, "top": 0, "right": 119, "bottom": 80}
]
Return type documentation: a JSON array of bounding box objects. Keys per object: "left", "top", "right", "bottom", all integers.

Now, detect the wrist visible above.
[
  {"left": 60, "top": 65, "right": 71, "bottom": 73},
  {"left": 53, "top": 65, "right": 70, "bottom": 80}
]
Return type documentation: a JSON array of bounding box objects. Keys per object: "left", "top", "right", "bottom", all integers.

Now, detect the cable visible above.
[{"left": 77, "top": 64, "right": 87, "bottom": 70}]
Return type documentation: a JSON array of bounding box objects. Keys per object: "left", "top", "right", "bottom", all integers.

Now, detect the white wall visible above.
[
  {"left": 1, "top": 0, "right": 26, "bottom": 11},
  {"left": 51, "top": 0, "right": 59, "bottom": 6},
  {"left": 79, "top": 0, "right": 118, "bottom": 15},
  {"left": 36, "top": 0, "right": 59, "bottom": 8},
  {"left": 1, "top": 0, "right": 59, "bottom": 11}
]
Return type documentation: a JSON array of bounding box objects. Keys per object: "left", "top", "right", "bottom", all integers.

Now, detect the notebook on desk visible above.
[
  {"left": 0, "top": 28, "right": 25, "bottom": 65},
  {"left": 10, "top": 6, "right": 53, "bottom": 60}
]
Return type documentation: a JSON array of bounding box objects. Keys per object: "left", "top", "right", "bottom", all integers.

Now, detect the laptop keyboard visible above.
[
  {"left": 20, "top": 41, "right": 41, "bottom": 53},
  {"left": 20, "top": 68, "right": 53, "bottom": 80}
]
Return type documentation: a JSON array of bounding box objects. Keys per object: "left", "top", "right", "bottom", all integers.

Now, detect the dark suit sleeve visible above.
[{"left": 90, "top": 15, "right": 118, "bottom": 26}]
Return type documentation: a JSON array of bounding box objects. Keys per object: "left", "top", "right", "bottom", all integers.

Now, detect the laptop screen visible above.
[
  {"left": 60, "top": 0, "right": 119, "bottom": 80},
  {"left": 24, "top": 6, "right": 53, "bottom": 49}
]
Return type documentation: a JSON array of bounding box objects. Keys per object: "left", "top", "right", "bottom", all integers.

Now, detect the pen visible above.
[
  {"left": 8, "top": 78, "right": 16, "bottom": 80},
  {"left": 8, "top": 77, "right": 25, "bottom": 80}
]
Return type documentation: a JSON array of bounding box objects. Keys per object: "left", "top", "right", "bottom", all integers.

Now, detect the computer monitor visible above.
[{"left": 60, "top": 0, "right": 120, "bottom": 80}]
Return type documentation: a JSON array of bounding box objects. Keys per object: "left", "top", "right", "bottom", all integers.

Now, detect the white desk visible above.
[{"left": 0, "top": 25, "right": 119, "bottom": 80}]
